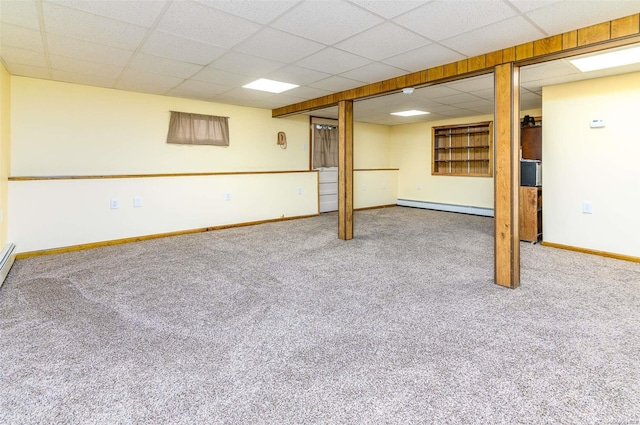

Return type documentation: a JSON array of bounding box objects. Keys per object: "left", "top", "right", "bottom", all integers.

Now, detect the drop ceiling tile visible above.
[
  {"left": 157, "top": 1, "right": 261, "bottom": 49},
  {"left": 425, "top": 104, "right": 466, "bottom": 114},
  {"left": 383, "top": 44, "right": 464, "bottom": 72},
  {"left": 335, "top": 23, "right": 431, "bottom": 61},
  {"left": 266, "top": 65, "right": 332, "bottom": 86},
  {"left": 439, "top": 108, "right": 477, "bottom": 118},
  {"left": 454, "top": 99, "right": 494, "bottom": 111},
  {"left": 415, "top": 85, "right": 462, "bottom": 99},
  {"left": 340, "top": 62, "right": 408, "bottom": 83},
  {"left": 525, "top": 1, "right": 640, "bottom": 36},
  {"left": 272, "top": 0, "right": 383, "bottom": 45},
  {"left": 446, "top": 75, "right": 494, "bottom": 92},
  {"left": 142, "top": 31, "right": 227, "bottom": 65},
  {"left": 0, "top": 0, "right": 40, "bottom": 29},
  {"left": 168, "top": 80, "right": 229, "bottom": 99},
  {"left": 197, "top": 0, "right": 299, "bottom": 24},
  {"left": 351, "top": 0, "right": 425, "bottom": 19},
  {"left": 6, "top": 63, "right": 50, "bottom": 79},
  {"left": 46, "top": 34, "right": 134, "bottom": 66},
  {"left": 129, "top": 53, "right": 204, "bottom": 79},
  {"left": 469, "top": 88, "right": 495, "bottom": 100},
  {"left": 236, "top": 28, "right": 325, "bottom": 63},
  {"left": 191, "top": 67, "right": 254, "bottom": 86},
  {"left": 211, "top": 87, "right": 273, "bottom": 107},
  {"left": 116, "top": 68, "right": 184, "bottom": 93},
  {"left": 1, "top": 23, "right": 44, "bottom": 52},
  {"left": 508, "top": 0, "right": 559, "bottom": 13},
  {"left": 1, "top": 46, "right": 48, "bottom": 67},
  {"left": 520, "top": 90, "right": 542, "bottom": 101},
  {"left": 296, "top": 48, "right": 371, "bottom": 75},
  {"left": 209, "top": 52, "right": 285, "bottom": 76},
  {"left": 308, "top": 75, "right": 366, "bottom": 91},
  {"left": 49, "top": 54, "right": 124, "bottom": 78},
  {"left": 286, "top": 86, "right": 333, "bottom": 100},
  {"left": 394, "top": 0, "right": 518, "bottom": 41},
  {"left": 52, "top": 69, "right": 117, "bottom": 88},
  {"left": 441, "top": 16, "right": 544, "bottom": 57},
  {"left": 42, "top": 2, "right": 148, "bottom": 50},
  {"left": 438, "top": 92, "right": 483, "bottom": 105},
  {"left": 520, "top": 59, "right": 579, "bottom": 82},
  {"left": 49, "top": 0, "right": 168, "bottom": 27},
  {"left": 265, "top": 93, "right": 307, "bottom": 107}
]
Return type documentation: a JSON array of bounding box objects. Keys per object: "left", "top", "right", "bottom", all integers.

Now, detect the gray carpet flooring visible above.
[{"left": 1, "top": 206, "right": 639, "bottom": 424}]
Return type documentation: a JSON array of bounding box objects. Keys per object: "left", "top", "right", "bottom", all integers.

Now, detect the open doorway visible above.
[{"left": 311, "top": 117, "right": 339, "bottom": 212}]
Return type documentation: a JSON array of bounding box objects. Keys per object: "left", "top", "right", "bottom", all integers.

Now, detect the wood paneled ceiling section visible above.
[{"left": 273, "top": 13, "right": 640, "bottom": 118}]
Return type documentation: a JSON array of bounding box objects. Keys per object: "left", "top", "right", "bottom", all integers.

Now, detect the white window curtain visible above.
[
  {"left": 166, "top": 111, "right": 229, "bottom": 146},
  {"left": 313, "top": 125, "right": 339, "bottom": 168}
]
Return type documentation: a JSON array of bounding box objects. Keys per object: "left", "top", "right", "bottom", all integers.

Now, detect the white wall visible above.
[
  {"left": 543, "top": 72, "right": 640, "bottom": 257},
  {"left": 9, "top": 173, "right": 318, "bottom": 253}
]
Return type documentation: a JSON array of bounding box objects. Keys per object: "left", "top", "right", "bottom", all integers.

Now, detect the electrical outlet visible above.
[
  {"left": 225, "top": 192, "right": 231, "bottom": 201},
  {"left": 362, "top": 184, "right": 367, "bottom": 191},
  {"left": 417, "top": 184, "right": 421, "bottom": 190},
  {"left": 110, "top": 199, "right": 119, "bottom": 209},
  {"left": 297, "top": 187, "right": 302, "bottom": 195},
  {"left": 134, "top": 196, "right": 142, "bottom": 208},
  {"left": 302, "top": 143, "right": 307, "bottom": 150},
  {"left": 582, "top": 201, "right": 592, "bottom": 214}
]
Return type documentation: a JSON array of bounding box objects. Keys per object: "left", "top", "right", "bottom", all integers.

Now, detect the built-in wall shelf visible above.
[{"left": 432, "top": 121, "right": 493, "bottom": 177}]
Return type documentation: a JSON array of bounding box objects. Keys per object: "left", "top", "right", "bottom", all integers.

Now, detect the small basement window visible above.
[{"left": 166, "top": 111, "right": 229, "bottom": 146}]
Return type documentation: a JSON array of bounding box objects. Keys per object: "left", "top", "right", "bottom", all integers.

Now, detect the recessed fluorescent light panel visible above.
[
  {"left": 570, "top": 45, "right": 640, "bottom": 72},
  {"left": 391, "top": 110, "right": 430, "bottom": 117},
  {"left": 242, "top": 78, "right": 299, "bottom": 93}
]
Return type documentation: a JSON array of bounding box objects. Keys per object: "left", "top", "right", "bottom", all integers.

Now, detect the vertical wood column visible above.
[
  {"left": 494, "top": 63, "right": 520, "bottom": 288},
  {"left": 338, "top": 100, "right": 354, "bottom": 240}
]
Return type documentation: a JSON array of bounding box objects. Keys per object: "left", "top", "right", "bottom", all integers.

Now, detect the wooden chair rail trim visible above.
[
  {"left": 9, "top": 170, "right": 317, "bottom": 181},
  {"left": 353, "top": 168, "right": 399, "bottom": 171},
  {"left": 15, "top": 214, "right": 320, "bottom": 259},
  {"left": 272, "top": 13, "right": 640, "bottom": 118},
  {"left": 541, "top": 241, "right": 640, "bottom": 264}
]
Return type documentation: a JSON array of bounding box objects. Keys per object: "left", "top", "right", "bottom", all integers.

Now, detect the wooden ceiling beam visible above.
[{"left": 272, "top": 13, "right": 640, "bottom": 118}]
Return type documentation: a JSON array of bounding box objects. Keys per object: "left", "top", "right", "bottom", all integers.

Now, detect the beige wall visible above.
[
  {"left": 390, "top": 109, "right": 541, "bottom": 211},
  {"left": 543, "top": 72, "right": 640, "bottom": 257},
  {"left": 11, "top": 77, "right": 310, "bottom": 175},
  {"left": 9, "top": 77, "right": 398, "bottom": 253},
  {"left": 0, "top": 63, "right": 10, "bottom": 247},
  {"left": 354, "top": 121, "right": 391, "bottom": 169}
]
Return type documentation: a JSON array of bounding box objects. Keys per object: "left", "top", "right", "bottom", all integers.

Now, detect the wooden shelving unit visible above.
[
  {"left": 432, "top": 121, "right": 493, "bottom": 177},
  {"left": 519, "top": 186, "right": 542, "bottom": 242}
]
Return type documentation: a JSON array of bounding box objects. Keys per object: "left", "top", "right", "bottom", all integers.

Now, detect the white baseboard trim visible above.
[
  {"left": 0, "top": 242, "right": 16, "bottom": 288},
  {"left": 397, "top": 199, "right": 494, "bottom": 217}
]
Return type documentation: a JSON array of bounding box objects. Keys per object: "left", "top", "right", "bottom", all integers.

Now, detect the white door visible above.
[
  {"left": 312, "top": 118, "right": 339, "bottom": 213},
  {"left": 318, "top": 168, "right": 338, "bottom": 212}
]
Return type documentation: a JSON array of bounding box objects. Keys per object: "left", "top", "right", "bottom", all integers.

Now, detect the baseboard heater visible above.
[
  {"left": 0, "top": 242, "right": 17, "bottom": 288},
  {"left": 397, "top": 199, "right": 494, "bottom": 217}
]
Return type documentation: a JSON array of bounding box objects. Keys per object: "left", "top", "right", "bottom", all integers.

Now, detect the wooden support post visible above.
[
  {"left": 338, "top": 100, "right": 354, "bottom": 240},
  {"left": 494, "top": 63, "right": 520, "bottom": 288}
]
